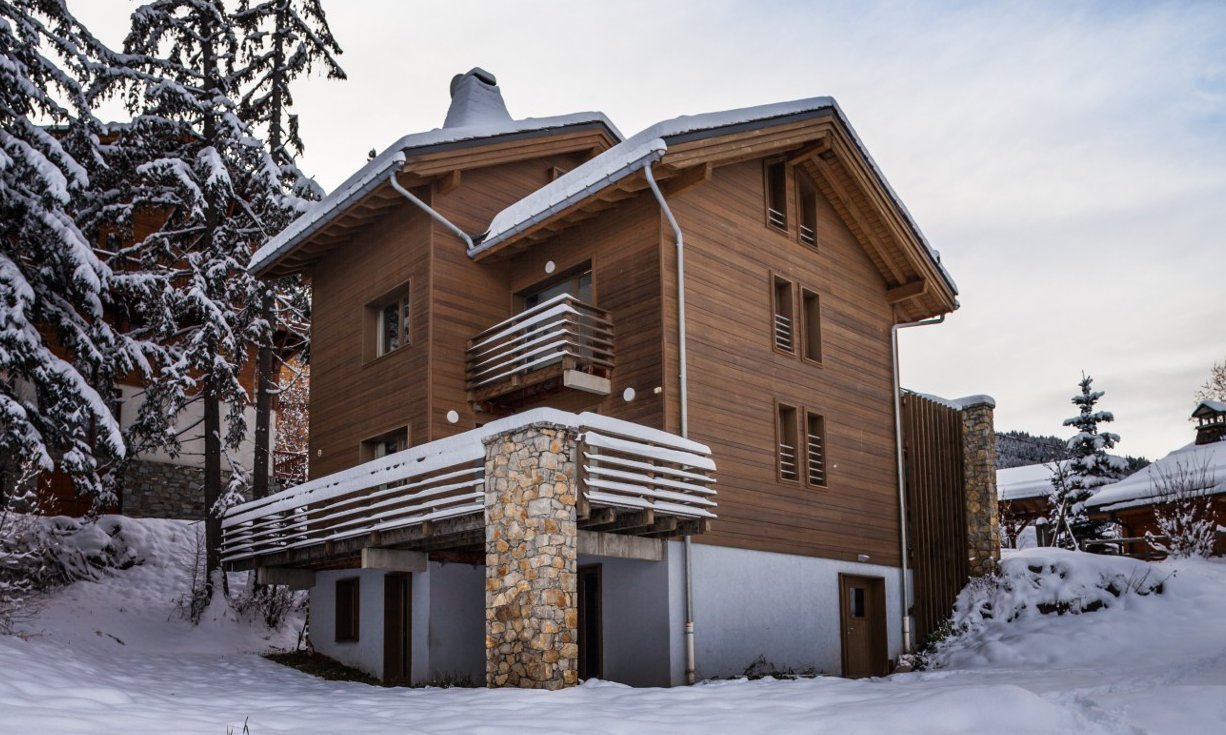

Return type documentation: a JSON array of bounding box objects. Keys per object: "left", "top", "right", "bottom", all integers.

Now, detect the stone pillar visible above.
[
  {"left": 960, "top": 397, "right": 1000, "bottom": 576},
  {"left": 483, "top": 423, "right": 579, "bottom": 689}
]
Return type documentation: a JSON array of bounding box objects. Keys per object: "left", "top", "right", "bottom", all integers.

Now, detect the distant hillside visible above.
[
  {"left": 996, "top": 430, "right": 1064, "bottom": 469},
  {"left": 996, "top": 430, "right": 1150, "bottom": 473}
]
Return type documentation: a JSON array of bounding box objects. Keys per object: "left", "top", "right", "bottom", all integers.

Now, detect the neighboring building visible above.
[
  {"left": 1087, "top": 400, "right": 1226, "bottom": 556},
  {"left": 223, "top": 69, "right": 988, "bottom": 688}
]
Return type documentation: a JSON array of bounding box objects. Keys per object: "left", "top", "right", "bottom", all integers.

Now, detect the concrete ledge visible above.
[
  {"left": 361, "top": 547, "right": 428, "bottom": 572},
  {"left": 256, "top": 567, "right": 316, "bottom": 589},
  {"left": 578, "top": 530, "right": 664, "bottom": 561},
  {"left": 563, "top": 370, "right": 611, "bottom": 395}
]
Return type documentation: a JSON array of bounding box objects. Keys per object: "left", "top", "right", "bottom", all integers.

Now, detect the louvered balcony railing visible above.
[{"left": 466, "top": 294, "right": 613, "bottom": 402}]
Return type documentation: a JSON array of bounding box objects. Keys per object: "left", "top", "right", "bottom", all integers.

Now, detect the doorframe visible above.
[
  {"left": 577, "top": 564, "right": 603, "bottom": 680},
  {"left": 383, "top": 573, "right": 412, "bottom": 684},
  {"left": 837, "top": 573, "right": 888, "bottom": 678}
]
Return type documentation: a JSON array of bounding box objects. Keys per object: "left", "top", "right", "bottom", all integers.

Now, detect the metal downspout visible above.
[
  {"left": 891, "top": 314, "right": 945, "bottom": 656},
  {"left": 644, "top": 163, "right": 697, "bottom": 685},
  {"left": 388, "top": 172, "right": 474, "bottom": 251}
]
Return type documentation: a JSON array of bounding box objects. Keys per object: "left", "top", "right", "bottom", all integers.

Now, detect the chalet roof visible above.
[
  {"left": 1193, "top": 399, "right": 1226, "bottom": 418},
  {"left": 475, "top": 97, "right": 958, "bottom": 297},
  {"left": 248, "top": 111, "right": 622, "bottom": 275},
  {"left": 998, "top": 462, "right": 1059, "bottom": 502},
  {"left": 1087, "top": 439, "right": 1226, "bottom": 512}
]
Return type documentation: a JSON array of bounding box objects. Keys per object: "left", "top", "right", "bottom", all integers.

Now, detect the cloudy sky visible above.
[{"left": 75, "top": 0, "right": 1226, "bottom": 460}]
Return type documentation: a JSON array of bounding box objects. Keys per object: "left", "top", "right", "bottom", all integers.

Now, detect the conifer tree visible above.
[
  {"left": 96, "top": 0, "right": 288, "bottom": 596},
  {"left": 0, "top": 0, "right": 152, "bottom": 505},
  {"left": 233, "top": 0, "right": 343, "bottom": 498},
  {"left": 1047, "top": 374, "right": 1127, "bottom": 548}
]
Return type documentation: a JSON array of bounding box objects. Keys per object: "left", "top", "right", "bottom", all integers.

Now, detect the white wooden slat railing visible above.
[
  {"left": 221, "top": 440, "right": 485, "bottom": 564},
  {"left": 773, "top": 313, "right": 793, "bottom": 352},
  {"left": 580, "top": 423, "right": 717, "bottom": 520},
  {"left": 466, "top": 294, "right": 613, "bottom": 392},
  {"left": 779, "top": 442, "right": 798, "bottom": 481},
  {"left": 221, "top": 409, "right": 718, "bottom": 565},
  {"left": 767, "top": 207, "right": 786, "bottom": 230},
  {"left": 799, "top": 224, "right": 816, "bottom": 246}
]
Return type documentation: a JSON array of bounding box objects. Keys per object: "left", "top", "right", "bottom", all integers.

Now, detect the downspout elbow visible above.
[{"left": 387, "top": 172, "right": 474, "bottom": 251}]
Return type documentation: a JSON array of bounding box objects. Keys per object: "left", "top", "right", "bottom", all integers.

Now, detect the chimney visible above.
[{"left": 443, "top": 68, "right": 513, "bottom": 129}]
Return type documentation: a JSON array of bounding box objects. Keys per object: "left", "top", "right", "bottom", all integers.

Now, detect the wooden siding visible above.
[
  {"left": 900, "top": 392, "right": 968, "bottom": 645},
  {"left": 665, "top": 158, "right": 903, "bottom": 564},
  {"left": 307, "top": 203, "right": 432, "bottom": 478}
]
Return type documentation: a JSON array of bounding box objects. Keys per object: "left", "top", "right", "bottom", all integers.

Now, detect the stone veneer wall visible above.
[
  {"left": 483, "top": 423, "right": 579, "bottom": 689},
  {"left": 119, "top": 459, "right": 248, "bottom": 519},
  {"left": 960, "top": 399, "right": 1000, "bottom": 576}
]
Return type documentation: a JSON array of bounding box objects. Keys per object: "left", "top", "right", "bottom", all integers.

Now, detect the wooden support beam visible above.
[
  {"left": 435, "top": 169, "right": 462, "bottom": 194},
  {"left": 256, "top": 567, "right": 315, "bottom": 589},
  {"left": 361, "top": 547, "right": 428, "bottom": 572},
  {"left": 578, "top": 507, "right": 615, "bottom": 527},
  {"left": 662, "top": 163, "right": 713, "bottom": 198},
  {"left": 577, "top": 530, "right": 664, "bottom": 561},
  {"left": 886, "top": 279, "right": 928, "bottom": 304},
  {"left": 786, "top": 136, "right": 832, "bottom": 165},
  {"left": 592, "top": 509, "right": 655, "bottom": 533}
]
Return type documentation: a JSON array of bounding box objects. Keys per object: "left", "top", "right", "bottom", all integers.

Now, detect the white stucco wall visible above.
[
  {"left": 687, "top": 543, "right": 905, "bottom": 679},
  {"left": 578, "top": 550, "right": 678, "bottom": 687},
  {"left": 118, "top": 383, "right": 272, "bottom": 472},
  {"left": 423, "top": 560, "right": 485, "bottom": 683},
  {"left": 311, "top": 569, "right": 387, "bottom": 678}
]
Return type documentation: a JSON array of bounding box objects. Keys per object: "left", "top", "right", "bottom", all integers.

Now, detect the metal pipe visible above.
[
  {"left": 387, "top": 172, "right": 474, "bottom": 251},
  {"left": 890, "top": 313, "right": 945, "bottom": 656},
  {"left": 645, "top": 162, "right": 697, "bottom": 685}
]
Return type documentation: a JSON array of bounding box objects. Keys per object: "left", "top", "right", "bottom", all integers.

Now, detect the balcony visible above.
[
  {"left": 221, "top": 409, "right": 716, "bottom": 570},
  {"left": 466, "top": 294, "right": 613, "bottom": 407}
]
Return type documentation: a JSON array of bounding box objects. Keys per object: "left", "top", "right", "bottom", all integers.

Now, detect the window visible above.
[
  {"left": 805, "top": 411, "right": 827, "bottom": 487},
  {"left": 361, "top": 426, "right": 409, "bottom": 462},
  {"left": 367, "top": 285, "right": 411, "bottom": 359},
  {"left": 335, "top": 577, "right": 360, "bottom": 642},
  {"left": 800, "top": 288, "right": 822, "bottom": 363},
  {"left": 772, "top": 276, "right": 795, "bottom": 354},
  {"left": 797, "top": 169, "right": 818, "bottom": 247},
  {"left": 523, "top": 266, "right": 593, "bottom": 308},
  {"left": 764, "top": 160, "right": 788, "bottom": 231},
  {"left": 777, "top": 403, "right": 799, "bottom": 482}
]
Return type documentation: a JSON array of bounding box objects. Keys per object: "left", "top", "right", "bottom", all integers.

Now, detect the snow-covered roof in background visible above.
[
  {"left": 248, "top": 111, "right": 621, "bottom": 274},
  {"left": 1195, "top": 399, "right": 1226, "bottom": 414},
  {"left": 998, "top": 462, "right": 1060, "bottom": 501},
  {"left": 912, "top": 392, "right": 996, "bottom": 411},
  {"left": 475, "top": 96, "right": 958, "bottom": 297},
  {"left": 1088, "top": 439, "right": 1226, "bottom": 511}
]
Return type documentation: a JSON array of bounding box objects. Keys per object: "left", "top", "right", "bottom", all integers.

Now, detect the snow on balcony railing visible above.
[
  {"left": 221, "top": 409, "right": 716, "bottom": 564},
  {"left": 466, "top": 293, "right": 613, "bottom": 393}
]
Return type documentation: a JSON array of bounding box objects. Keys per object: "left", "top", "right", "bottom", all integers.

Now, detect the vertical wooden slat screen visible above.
[{"left": 901, "top": 392, "right": 968, "bottom": 647}]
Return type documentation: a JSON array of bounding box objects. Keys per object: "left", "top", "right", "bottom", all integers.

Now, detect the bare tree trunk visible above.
[
  {"left": 203, "top": 385, "right": 222, "bottom": 595},
  {"left": 253, "top": 291, "right": 274, "bottom": 499}
]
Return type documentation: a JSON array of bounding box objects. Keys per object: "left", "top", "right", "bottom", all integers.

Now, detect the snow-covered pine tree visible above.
[
  {"left": 0, "top": 0, "right": 150, "bottom": 506},
  {"left": 1047, "top": 374, "right": 1128, "bottom": 548},
  {"left": 233, "top": 0, "right": 344, "bottom": 498},
  {"left": 96, "top": 0, "right": 288, "bottom": 597}
]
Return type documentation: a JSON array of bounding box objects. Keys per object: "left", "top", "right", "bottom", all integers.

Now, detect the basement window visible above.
[
  {"left": 335, "top": 577, "right": 360, "bottom": 642},
  {"left": 777, "top": 403, "right": 800, "bottom": 483},
  {"left": 764, "top": 160, "right": 788, "bottom": 232}
]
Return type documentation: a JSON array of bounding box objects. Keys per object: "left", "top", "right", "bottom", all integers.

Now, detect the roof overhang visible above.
[
  {"left": 473, "top": 101, "right": 958, "bottom": 321},
  {"left": 249, "top": 116, "right": 621, "bottom": 279}
]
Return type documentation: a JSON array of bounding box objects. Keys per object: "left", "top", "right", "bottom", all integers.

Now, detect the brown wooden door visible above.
[
  {"left": 383, "top": 574, "right": 412, "bottom": 684},
  {"left": 577, "top": 565, "right": 602, "bottom": 680},
  {"left": 839, "top": 574, "right": 888, "bottom": 678}
]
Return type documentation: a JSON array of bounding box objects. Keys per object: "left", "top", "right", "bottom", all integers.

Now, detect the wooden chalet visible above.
[{"left": 225, "top": 68, "right": 984, "bottom": 688}]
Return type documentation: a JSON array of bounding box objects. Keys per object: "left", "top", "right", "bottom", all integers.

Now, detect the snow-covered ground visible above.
[{"left": 2, "top": 519, "right": 1224, "bottom": 734}]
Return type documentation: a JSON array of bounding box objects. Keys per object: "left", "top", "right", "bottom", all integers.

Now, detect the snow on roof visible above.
[
  {"left": 248, "top": 111, "right": 621, "bottom": 274},
  {"left": 1087, "top": 439, "right": 1226, "bottom": 511},
  {"left": 475, "top": 97, "right": 958, "bottom": 297},
  {"left": 998, "top": 462, "right": 1059, "bottom": 501},
  {"left": 1195, "top": 399, "right": 1226, "bottom": 414},
  {"left": 911, "top": 392, "right": 996, "bottom": 411}
]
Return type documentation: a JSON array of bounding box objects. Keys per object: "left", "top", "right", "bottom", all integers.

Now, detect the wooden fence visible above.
[{"left": 900, "top": 391, "right": 968, "bottom": 647}]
